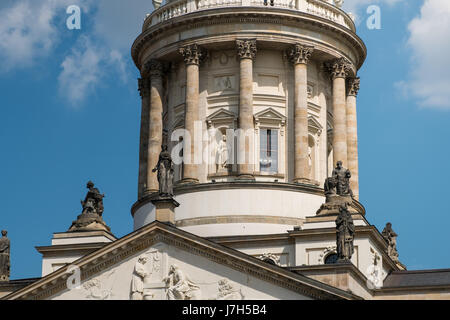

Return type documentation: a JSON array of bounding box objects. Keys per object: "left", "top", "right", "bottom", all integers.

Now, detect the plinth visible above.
[{"left": 151, "top": 196, "right": 180, "bottom": 225}]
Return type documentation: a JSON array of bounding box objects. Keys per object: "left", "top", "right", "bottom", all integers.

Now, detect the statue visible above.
[
  {"left": 153, "top": 145, "right": 174, "bottom": 197},
  {"left": 163, "top": 264, "right": 201, "bottom": 300},
  {"left": 382, "top": 223, "right": 399, "bottom": 262},
  {"left": 131, "top": 255, "right": 151, "bottom": 300},
  {"left": 81, "top": 181, "right": 105, "bottom": 217},
  {"left": 332, "top": 161, "right": 353, "bottom": 197},
  {"left": 0, "top": 230, "right": 10, "bottom": 282},
  {"left": 336, "top": 205, "right": 355, "bottom": 262},
  {"left": 317, "top": 161, "right": 356, "bottom": 215},
  {"left": 216, "top": 135, "right": 228, "bottom": 171},
  {"left": 68, "top": 181, "right": 111, "bottom": 232}
]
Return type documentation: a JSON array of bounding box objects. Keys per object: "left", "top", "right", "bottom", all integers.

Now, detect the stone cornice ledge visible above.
[
  {"left": 131, "top": 7, "right": 366, "bottom": 71},
  {"left": 131, "top": 181, "right": 325, "bottom": 215}
]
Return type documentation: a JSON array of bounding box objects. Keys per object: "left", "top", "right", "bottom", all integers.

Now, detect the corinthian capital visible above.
[
  {"left": 179, "top": 44, "right": 207, "bottom": 66},
  {"left": 327, "top": 57, "right": 352, "bottom": 79},
  {"left": 347, "top": 77, "right": 360, "bottom": 96},
  {"left": 138, "top": 77, "right": 150, "bottom": 98},
  {"left": 236, "top": 39, "right": 257, "bottom": 60},
  {"left": 287, "top": 44, "right": 314, "bottom": 65},
  {"left": 143, "top": 59, "right": 164, "bottom": 78}
]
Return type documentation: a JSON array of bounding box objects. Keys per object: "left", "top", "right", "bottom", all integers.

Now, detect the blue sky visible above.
[{"left": 0, "top": 0, "right": 449, "bottom": 279}]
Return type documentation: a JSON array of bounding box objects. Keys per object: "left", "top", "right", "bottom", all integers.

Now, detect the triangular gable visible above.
[
  {"left": 308, "top": 116, "right": 323, "bottom": 135},
  {"left": 254, "top": 107, "right": 286, "bottom": 123},
  {"left": 3, "top": 222, "right": 357, "bottom": 300},
  {"left": 206, "top": 108, "right": 237, "bottom": 122}
]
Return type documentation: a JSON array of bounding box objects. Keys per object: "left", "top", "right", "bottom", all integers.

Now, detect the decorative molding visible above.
[
  {"left": 206, "top": 108, "right": 238, "bottom": 129},
  {"left": 236, "top": 39, "right": 257, "bottom": 60},
  {"left": 326, "top": 57, "right": 352, "bottom": 79},
  {"left": 347, "top": 77, "right": 360, "bottom": 96},
  {"left": 318, "top": 246, "right": 337, "bottom": 264},
  {"left": 143, "top": 59, "right": 164, "bottom": 78},
  {"left": 131, "top": 10, "right": 366, "bottom": 72},
  {"left": 308, "top": 116, "right": 323, "bottom": 138},
  {"left": 179, "top": 44, "right": 207, "bottom": 65},
  {"left": 286, "top": 44, "right": 314, "bottom": 65},
  {"left": 257, "top": 253, "right": 281, "bottom": 266}
]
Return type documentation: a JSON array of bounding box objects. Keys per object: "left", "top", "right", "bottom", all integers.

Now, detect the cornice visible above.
[
  {"left": 3, "top": 222, "right": 355, "bottom": 300},
  {"left": 131, "top": 8, "right": 366, "bottom": 71},
  {"left": 131, "top": 181, "right": 325, "bottom": 215}
]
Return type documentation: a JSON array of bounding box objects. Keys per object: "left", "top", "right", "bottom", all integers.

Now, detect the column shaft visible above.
[
  {"left": 288, "top": 44, "right": 314, "bottom": 184},
  {"left": 137, "top": 77, "right": 150, "bottom": 199},
  {"left": 329, "top": 58, "right": 351, "bottom": 167},
  {"left": 183, "top": 63, "right": 200, "bottom": 182},
  {"left": 146, "top": 61, "right": 164, "bottom": 194},
  {"left": 347, "top": 77, "right": 360, "bottom": 199},
  {"left": 236, "top": 39, "right": 257, "bottom": 180},
  {"left": 179, "top": 44, "right": 205, "bottom": 184}
]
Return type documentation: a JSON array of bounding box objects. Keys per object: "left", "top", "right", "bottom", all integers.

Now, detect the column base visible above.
[
  {"left": 143, "top": 188, "right": 158, "bottom": 197},
  {"left": 235, "top": 174, "right": 255, "bottom": 182},
  {"left": 151, "top": 196, "right": 180, "bottom": 225},
  {"left": 176, "top": 178, "right": 199, "bottom": 185},
  {"left": 293, "top": 178, "right": 316, "bottom": 185}
]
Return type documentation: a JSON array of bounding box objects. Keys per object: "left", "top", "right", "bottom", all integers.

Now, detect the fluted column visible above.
[
  {"left": 137, "top": 76, "right": 150, "bottom": 199},
  {"left": 236, "top": 39, "right": 257, "bottom": 180},
  {"left": 329, "top": 58, "right": 351, "bottom": 167},
  {"left": 146, "top": 60, "right": 164, "bottom": 194},
  {"left": 179, "top": 44, "right": 205, "bottom": 184},
  {"left": 347, "top": 77, "right": 360, "bottom": 199},
  {"left": 287, "top": 44, "right": 314, "bottom": 184}
]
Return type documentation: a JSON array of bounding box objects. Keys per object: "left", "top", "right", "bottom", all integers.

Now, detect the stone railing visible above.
[{"left": 144, "top": 0, "right": 355, "bottom": 31}]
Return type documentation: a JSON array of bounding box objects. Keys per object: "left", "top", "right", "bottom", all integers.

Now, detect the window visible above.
[
  {"left": 260, "top": 129, "right": 278, "bottom": 173},
  {"left": 324, "top": 253, "right": 338, "bottom": 265}
]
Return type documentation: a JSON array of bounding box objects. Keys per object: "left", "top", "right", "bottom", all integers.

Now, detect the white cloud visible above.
[
  {"left": 402, "top": 0, "right": 450, "bottom": 109},
  {"left": 0, "top": 1, "right": 57, "bottom": 70},
  {"left": 0, "top": 0, "right": 153, "bottom": 104},
  {"left": 58, "top": 36, "right": 103, "bottom": 106}
]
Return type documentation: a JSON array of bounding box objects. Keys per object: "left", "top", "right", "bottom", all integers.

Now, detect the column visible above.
[
  {"left": 179, "top": 44, "right": 205, "bottom": 184},
  {"left": 287, "top": 44, "right": 314, "bottom": 184},
  {"left": 347, "top": 77, "right": 360, "bottom": 199},
  {"left": 329, "top": 57, "right": 351, "bottom": 167},
  {"left": 146, "top": 59, "right": 165, "bottom": 194},
  {"left": 137, "top": 76, "right": 150, "bottom": 199},
  {"left": 236, "top": 39, "right": 257, "bottom": 180}
]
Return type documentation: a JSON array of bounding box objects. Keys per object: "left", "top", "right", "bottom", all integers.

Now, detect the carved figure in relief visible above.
[
  {"left": 131, "top": 255, "right": 151, "bottom": 300},
  {"left": 217, "top": 279, "right": 244, "bottom": 300},
  {"left": 163, "top": 264, "right": 201, "bottom": 300}
]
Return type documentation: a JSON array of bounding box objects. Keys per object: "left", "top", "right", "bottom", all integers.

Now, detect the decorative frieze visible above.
[
  {"left": 347, "top": 77, "right": 360, "bottom": 96},
  {"left": 236, "top": 39, "right": 257, "bottom": 60},
  {"left": 287, "top": 44, "right": 314, "bottom": 65},
  {"left": 179, "top": 44, "right": 207, "bottom": 65},
  {"left": 327, "top": 57, "right": 352, "bottom": 79}
]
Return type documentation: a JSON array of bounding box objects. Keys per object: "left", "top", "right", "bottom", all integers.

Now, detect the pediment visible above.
[
  {"left": 3, "top": 222, "right": 355, "bottom": 301},
  {"left": 308, "top": 116, "right": 323, "bottom": 135},
  {"left": 254, "top": 108, "right": 286, "bottom": 123},
  {"left": 206, "top": 108, "right": 237, "bottom": 123}
]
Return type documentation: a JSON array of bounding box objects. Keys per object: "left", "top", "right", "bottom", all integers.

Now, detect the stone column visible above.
[
  {"left": 145, "top": 60, "right": 165, "bottom": 194},
  {"left": 137, "top": 76, "right": 150, "bottom": 199},
  {"left": 236, "top": 39, "right": 257, "bottom": 180},
  {"left": 179, "top": 44, "right": 205, "bottom": 184},
  {"left": 347, "top": 77, "right": 360, "bottom": 199},
  {"left": 287, "top": 44, "right": 314, "bottom": 184},
  {"left": 329, "top": 58, "right": 351, "bottom": 167}
]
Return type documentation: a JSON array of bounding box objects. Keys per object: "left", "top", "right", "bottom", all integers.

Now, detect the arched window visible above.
[{"left": 324, "top": 253, "right": 338, "bottom": 265}]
